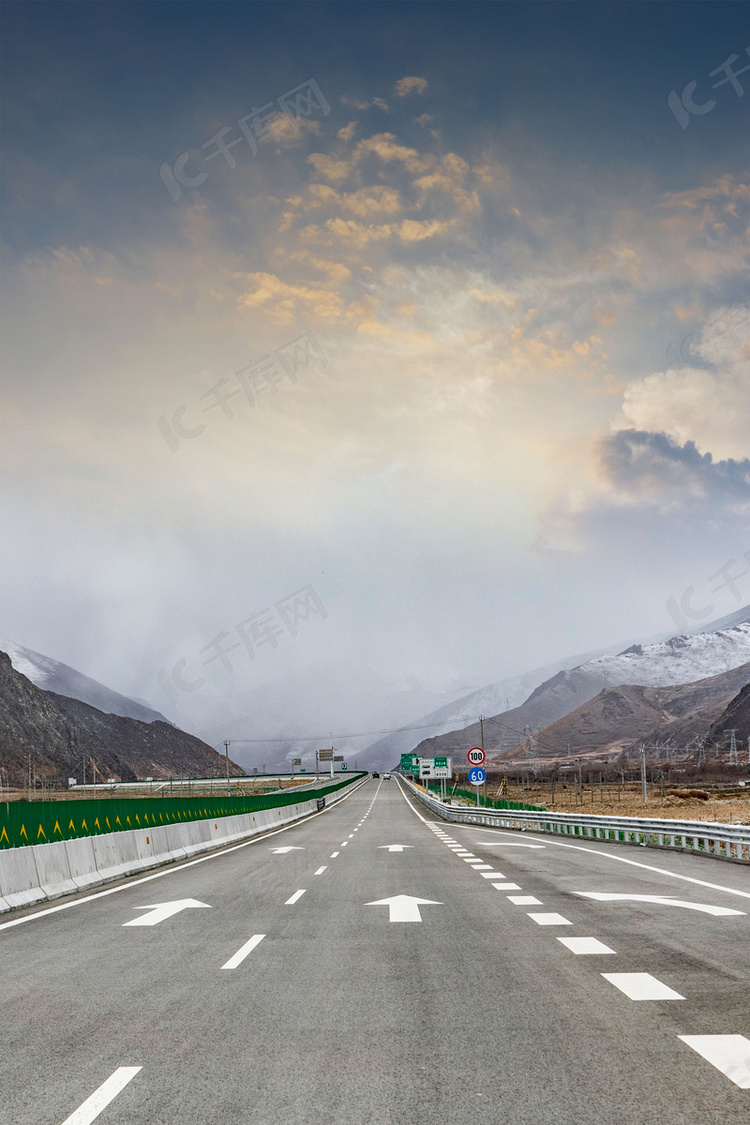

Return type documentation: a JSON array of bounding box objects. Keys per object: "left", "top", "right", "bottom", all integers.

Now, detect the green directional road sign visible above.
[
  {"left": 400, "top": 753, "right": 418, "bottom": 772},
  {"left": 434, "top": 756, "right": 448, "bottom": 768}
]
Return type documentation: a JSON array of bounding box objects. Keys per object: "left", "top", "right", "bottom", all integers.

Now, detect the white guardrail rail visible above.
[{"left": 401, "top": 777, "right": 750, "bottom": 864}]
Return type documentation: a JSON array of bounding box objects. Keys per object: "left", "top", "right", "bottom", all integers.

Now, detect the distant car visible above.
[
  {"left": 383, "top": 772, "right": 391, "bottom": 779},
  {"left": 372, "top": 771, "right": 380, "bottom": 778}
]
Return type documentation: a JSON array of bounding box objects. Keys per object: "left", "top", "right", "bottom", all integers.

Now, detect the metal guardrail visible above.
[{"left": 401, "top": 777, "right": 750, "bottom": 863}]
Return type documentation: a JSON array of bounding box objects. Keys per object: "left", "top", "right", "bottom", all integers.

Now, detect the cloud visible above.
[
  {"left": 394, "top": 76, "right": 428, "bottom": 97},
  {"left": 615, "top": 305, "right": 750, "bottom": 459},
  {"left": 599, "top": 430, "right": 750, "bottom": 511}
]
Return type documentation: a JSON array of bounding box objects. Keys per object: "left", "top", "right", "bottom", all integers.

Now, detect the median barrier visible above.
[
  {"left": 65, "top": 837, "right": 100, "bottom": 890},
  {"left": 0, "top": 772, "right": 369, "bottom": 913},
  {"left": 33, "top": 841, "right": 77, "bottom": 900},
  {"left": 0, "top": 846, "right": 48, "bottom": 909},
  {"left": 111, "top": 830, "right": 145, "bottom": 878}
]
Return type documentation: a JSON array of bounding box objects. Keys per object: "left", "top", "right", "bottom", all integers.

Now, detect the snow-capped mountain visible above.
[
  {"left": 0, "top": 636, "right": 169, "bottom": 725},
  {"left": 414, "top": 615, "right": 750, "bottom": 763}
]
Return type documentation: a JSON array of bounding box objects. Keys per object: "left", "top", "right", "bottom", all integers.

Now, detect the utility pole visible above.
[
  {"left": 480, "top": 715, "right": 485, "bottom": 808},
  {"left": 726, "top": 729, "right": 738, "bottom": 767},
  {"left": 224, "top": 740, "right": 231, "bottom": 794},
  {"left": 640, "top": 744, "right": 648, "bottom": 804}
]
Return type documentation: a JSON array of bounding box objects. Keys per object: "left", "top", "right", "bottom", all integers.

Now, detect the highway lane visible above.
[{"left": 1, "top": 776, "right": 748, "bottom": 1124}]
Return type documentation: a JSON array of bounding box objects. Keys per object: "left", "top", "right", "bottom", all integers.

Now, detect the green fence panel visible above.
[
  {"left": 427, "top": 785, "right": 544, "bottom": 813},
  {"left": 0, "top": 773, "right": 366, "bottom": 849}
]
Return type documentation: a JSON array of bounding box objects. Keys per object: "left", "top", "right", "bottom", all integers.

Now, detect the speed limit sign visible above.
[{"left": 467, "top": 746, "right": 485, "bottom": 766}]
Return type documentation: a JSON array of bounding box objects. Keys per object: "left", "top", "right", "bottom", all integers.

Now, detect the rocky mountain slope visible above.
[
  {"left": 0, "top": 652, "right": 242, "bottom": 787},
  {"left": 706, "top": 682, "right": 750, "bottom": 751}
]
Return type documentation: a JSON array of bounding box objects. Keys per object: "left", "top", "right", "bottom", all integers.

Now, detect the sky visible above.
[{"left": 1, "top": 1, "right": 748, "bottom": 759}]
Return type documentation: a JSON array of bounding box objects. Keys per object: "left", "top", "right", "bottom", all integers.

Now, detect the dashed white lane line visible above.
[
  {"left": 340, "top": 842, "right": 348, "bottom": 847},
  {"left": 348, "top": 834, "right": 355, "bottom": 838},
  {"left": 678, "top": 1035, "right": 750, "bottom": 1089},
  {"left": 314, "top": 866, "right": 328, "bottom": 876},
  {"left": 221, "top": 933, "right": 266, "bottom": 969},
  {"left": 492, "top": 882, "right": 521, "bottom": 890},
  {"left": 479, "top": 871, "right": 506, "bottom": 879},
  {"left": 557, "top": 937, "right": 616, "bottom": 955},
  {"left": 285, "top": 889, "right": 306, "bottom": 905},
  {"left": 456, "top": 852, "right": 475, "bottom": 858},
  {"left": 330, "top": 851, "right": 340, "bottom": 858},
  {"left": 527, "top": 912, "right": 571, "bottom": 926},
  {"left": 602, "top": 973, "right": 684, "bottom": 1000},
  {"left": 60, "top": 1067, "right": 141, "bottom": 1124},
  {"left": 508, "top": 895, "right": 542, "bottom": 905},
  {"left": 470, "top": 863, "right": 494, "bottom": 870},
  {"left": 0, "top": 774, "right": 375, "bottom": 934}
]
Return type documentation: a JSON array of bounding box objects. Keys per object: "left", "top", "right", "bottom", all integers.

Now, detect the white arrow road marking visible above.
[
  {"left": 285, "top": 889, "right": 306, "bottom": 905},
  {"left": 60, "top": 1067, "right": 141, "bottom": 1124},
  {"left": 221, "top": 934, "right": 265, "bottom": 969},
  {"left": 270, "top": 846, "right": 305, "bottom": 854},
  {"left": 575, "top": 893, "right": 745, "bottom": 917},
  {"left": 679, "top": 1035, "right": 750, "bottom": 1089},
  {"left": 365, "top": 895, "right": 443, "bottom": 922},
  {"left": 602, "top": 972, "right": 684, "bottom": 1001},
  {"left": 122, "top": 899, "right": 210, "bottom": 927},
  {"left": 378, "top": 845, "right": 414, "bottom": 852},
  {"left": 557, "top": 937, "right": 616, "bottom": 955}
]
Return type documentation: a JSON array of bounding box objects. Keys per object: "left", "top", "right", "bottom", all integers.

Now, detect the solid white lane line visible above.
[
  {"left": 314, "top": 866, "right": 328, "bottom": 875},
  {"left": 492, "top": 882, "right": 521, "bottom": 890},
  {"left": 60, "top": 1067, "right": 141, "bottom": 1124},
  {"left": 459, "top": 828, "right": 750, "bottom": 902},
  {"left": 221, "top": 934, "right": 266, "bottom": 969},
  {"left": 285, "top": 890, "right": 306, "bottom": 905},
  {"left": 527, "top": 912, "right": 571, "bottom": 926},
  {"left": 602, "top": 973, "right": 684, "bottom": 1000},
  {"left": 479, "top": 871, "right": 506, "bottom": 879},
  {"left": 678, "top": 1035, "right": 750, "bottom": 1088},
  {"left": 330, "top": 851, "right": 339, "bottom": 858},
  {"left": 508, "top": 895, "right": 542, "bottom": 905},
  {"left": 0, "top": 775, "right": 373, "bottom": 933},
  {"left": 557, "top": 936, "right": 616, "bottom": 955}
]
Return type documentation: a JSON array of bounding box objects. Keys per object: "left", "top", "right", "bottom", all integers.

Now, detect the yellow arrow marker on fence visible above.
[
  {"left": 116, "top": 816, "right": 122, "bottom": 827},
  {"left": 37, "top": 825, "right": 46, "bottom": 839},
  {"left": 94, "top": 819, "right": 101, "bottom": 830},
  {"left": 53, "top": 821, "right": 62, "bottom": 836},
  {"left": 81, "top": 820, "right": 88, "bottom": 831},
  {"left": 0, "top": 827, "right": 9, "bottom": 843},
  {"left": 20, "top": 825, "right": 28, "bottom": 839},
  {"left": 69, "top": 820, "right": 75, "bottom": 832}
]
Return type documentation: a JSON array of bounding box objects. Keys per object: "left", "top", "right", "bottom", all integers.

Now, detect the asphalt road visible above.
[{"left": 1, "top": 775, "right": 748, "bottom": 1124}]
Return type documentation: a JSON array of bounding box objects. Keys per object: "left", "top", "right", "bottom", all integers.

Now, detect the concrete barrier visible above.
[
  {"left": 0, "top": 847, "right": 48, "bottom": 910},
  {"left": 34, "top": 840, "right": 77, "bottom": 900},
  {"left": 0, "top": 774, "right": 368, "bottom": 914}
]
